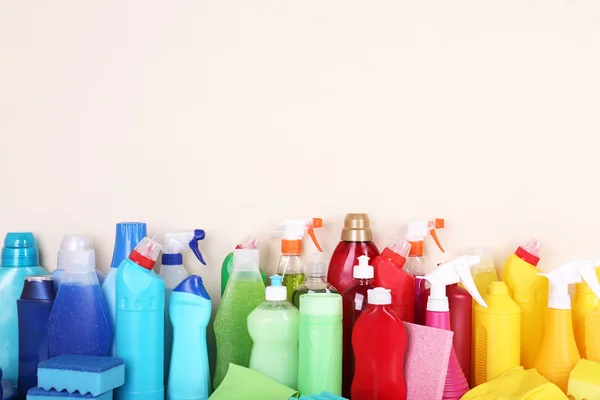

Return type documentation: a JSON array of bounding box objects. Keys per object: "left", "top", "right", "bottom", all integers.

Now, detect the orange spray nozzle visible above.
[
  {"left": 406, "top": 218, "right": 446, "bottom": 253},
  {"left": 308, "top": 218, "right": 323, "bottom": 252},
  {"left": 428, "top": 218, "right": 445, "bottom": 253}
]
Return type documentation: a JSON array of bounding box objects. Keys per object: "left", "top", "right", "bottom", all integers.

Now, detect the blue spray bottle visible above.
[
  {"left": 102, "top": 222, "right": 147, "bottom": 356},
  {"left": 17, "top": 275, "right": 55, "bottom": 399},
  {"left": 48, "top": 236, "right": 111, "bottom": 358},
  {"left": 116, "top": 238, "right": 164, "bottom": 400},
  {"left": 0, "top": 232, "right": 48, "bottom": 387},
  {"left": 167, "top": 275, "right": 211, "bottom": 400}
]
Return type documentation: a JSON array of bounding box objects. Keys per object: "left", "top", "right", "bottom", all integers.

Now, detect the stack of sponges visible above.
[
  {"left": 567, "top": 359, "right": 600, "bottom": 400},
  {"left": 27, "top": 355, "right": 124, "bottom": 400}
]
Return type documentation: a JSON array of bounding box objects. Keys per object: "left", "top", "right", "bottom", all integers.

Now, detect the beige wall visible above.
[{"left": 1, "top": 1, "right": 600, "bottom": 303}]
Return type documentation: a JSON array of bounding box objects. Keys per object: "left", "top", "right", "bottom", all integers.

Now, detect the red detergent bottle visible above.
[
  {"left": 328, "top": 214, "right": 380, "bottom": 294},
  {"left": 340, "top": 255, "right": 375, "bottom": 398},
  {"left": 352, "top": 287, "right": 407, "bottom": 400},
  {"left": 373, "top": 239, "right": 414, "bottom": 322}
]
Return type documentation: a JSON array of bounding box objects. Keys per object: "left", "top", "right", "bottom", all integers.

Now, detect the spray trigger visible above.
[
  {"left": 188, "top": 229, "right": 206, "bottom": 265},
  {"left": 308, "top": 218, "right": 323, "bottom": 252}
]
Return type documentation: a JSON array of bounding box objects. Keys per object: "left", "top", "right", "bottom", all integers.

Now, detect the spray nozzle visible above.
[
  {"left": 404, "top": 218, "right": 445, "bottom": 253},
  {"left": 153, "top": 229, "right": 206, "bottom": 266},
  {"left": 418, "top": 255, "right": 487, "bottom": 312},
  {"left": 275, "top": 218, "right": 323, "bottom": 253},
  {"left": 540, "top": 257, "right": 600, "bottom": 310}
]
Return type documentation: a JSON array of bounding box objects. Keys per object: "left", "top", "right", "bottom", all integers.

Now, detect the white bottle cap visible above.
[
  {"left": 266, "top": 274, "right": 287, "bottom": 301},
  {"left": 353, "top": 255, "right": 374, "bottom": 279},
  {"left": 368, "top": 287, "right": 392, "bottom": 305},
  {"left": 58, "top": 235, "right": 95, "bottom": 273}
]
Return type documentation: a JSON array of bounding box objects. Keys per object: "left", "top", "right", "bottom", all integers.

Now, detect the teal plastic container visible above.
[
  {"left": 0, "top": 232, "right": 48, "bottom": 386},
  {"left": 116, "top": 238, "right": 164, "bottom": 400},
  {"left": 298, "top": 293, "right": 343, "bottom": 396},
  {"left": 167, "top": 275, "right": 211, "bottom": 400}
]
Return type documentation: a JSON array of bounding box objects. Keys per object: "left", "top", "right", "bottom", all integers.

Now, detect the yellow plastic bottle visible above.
[
  {"left": 534, "top": 257, "right": 600, "bottom": 394},
  {"left": 586, "top": 308, "right": 600, "bottom": 362},
  {"left": 473, "top": 281, "right": 520, "bottom": 386},
  {"left": 502, "top": 238, "right": 547, "bottom": 369},
  {"left": 471, "top": 250, "right": 498, "bottom": 301},
  {"left": 572, "top": 267, "right": 600, "bottom": 358}
]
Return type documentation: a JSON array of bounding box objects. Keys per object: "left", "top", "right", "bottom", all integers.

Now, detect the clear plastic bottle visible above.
[
  {"left": 292, "top": 254, "right": 339, "bottom": 309},
  {"left": 221, "top": 236, "right": 267, "bottom": 295},
  {"left": 248, "top": 275, "right": 299, "bottom": 390}
]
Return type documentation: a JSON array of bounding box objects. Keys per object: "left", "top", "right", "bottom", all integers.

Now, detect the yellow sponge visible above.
[{"left": 567, "top": 359, "right": 600, "bottom": 400}]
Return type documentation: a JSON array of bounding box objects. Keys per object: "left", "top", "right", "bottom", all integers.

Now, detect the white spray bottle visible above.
[
  {"left": 418, "top": 255, "right": 487, "bottom": 400},
  {"left": 534, "top": 257, "right": 600, "bottom": 393}
]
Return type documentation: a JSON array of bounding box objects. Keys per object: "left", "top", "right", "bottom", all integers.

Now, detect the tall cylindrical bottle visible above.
[
  {"left": 0, "top": 232, "right": 48, "bottom": 386},
  {"left": 373, "top": 240, "right": 413, "bottom": 322},
  {"left": 572, "top": 267, "right": 600, "bottom": 358},
  {"left": 327, "top": 214, "right": 379, "bottom": 294},
  {"left": 502, "top": 238, "right": 547, "bottom": 368},
  {"left": 102, "top": 222, "right": 147, "bottom": 356},
  {"left": 17, "top": 275, "right": 55, "bottom": 399},
  {"left": 352, "top": 288, "right": 407, "bottom": 400},
  {"left": 586, "top": 308, "right": 600, "bottom": 362},
  {"left": 213, "top": 249, "right": 265, "bottom": 389},
  {"left": 473, "top": 281, "right": 520, "bottom": 386},
  {"left": 167, "top": 275, "right": 211, "bottom": 400},
  {"left": 298, "top": 293, "right": 342, "bottom": 396},
  {"left": 116, "top": 238, "right": 164, "bottom": 400},
  {"left": 248, "top": 275, "right": 299, "bottom": 390}
]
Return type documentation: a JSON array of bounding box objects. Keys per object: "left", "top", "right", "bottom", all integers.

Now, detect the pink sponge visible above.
[{"left": 402, "top": 322, "right": 454, "bottom": 400}]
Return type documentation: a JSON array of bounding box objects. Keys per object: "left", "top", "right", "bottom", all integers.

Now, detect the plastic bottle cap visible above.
[
  {"left": 232, "top": 249, "right": 260, "bottom": 272},
  {"left": 368, "top": 287, "right": 392, "bottom": 305},
  {"left": 1, "top": 232, "right": 40, "bottom": 267},
  {"left": 341, "top": 213, "right": 373, "bottom": 242},
  {"left": 20, "top": 275, "right": 55, "bottom": 301},
  {"left": 382, "top": 239, "right": 411, "bottom": 267},
  {"left": 58, "top": 235, "right": 95, "bottom": 273},
  {"left": 129, "top": 237, "right": 162, "bottom": 270},
  {"left": 353, "top": 255, "right": 374, "bottom": 279},
  {"left": 514, "top": 237, "right": 541, "bottom": 266},
  {"left": 306, "top": 253, "right": 326, "bottom": 277},
  {"left": 110, "top": 222, "right": 147, "bottom": 269},
  {"left": 173, "top": 275, "right": 210, "bottom": 300},
  {"left": 299, "top": 293, "right": 342, "bottom": 318},
  {"left": 488, "top": 281, "right": 508, "bottom": 295},
  {"left": 266, "top": 274, "right": 287, "bottom": 301}
]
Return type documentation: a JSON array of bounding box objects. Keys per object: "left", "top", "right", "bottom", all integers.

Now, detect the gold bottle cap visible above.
[{"left": 341, "top": 213, "right": 373, "bottom": 242}]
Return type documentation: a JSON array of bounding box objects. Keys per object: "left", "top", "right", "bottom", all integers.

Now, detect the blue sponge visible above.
[
  {"left": 37, "top": 356, "right": 124, "bottom": 396},
  {"left": 27, "top": 388, "right": 111, "bottom": 399}
]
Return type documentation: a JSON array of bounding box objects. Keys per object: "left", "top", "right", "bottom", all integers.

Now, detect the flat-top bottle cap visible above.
[
  {"left": 341, "top": 213, "right": 373, "bottom": 242},
  {"left": 20, "top": 275, "right": 55, "bottom": 300},
  {"left": 2, "top": 232, "right": 39, "bottom": 267},
  {"left": 488, "top": 281, "right": 508, "bottom": 295},
  {"left": 58, "top": 235, "right": 95, "bottom": 273},
  {"left": 353, "top": 255, "right": 374, "bottom": 279},
  {"left": 368, "top": 287, "right": 392, "bottom": 305},
  {"left": 299, "top": 293, "right": 342, "bottom": 318}
]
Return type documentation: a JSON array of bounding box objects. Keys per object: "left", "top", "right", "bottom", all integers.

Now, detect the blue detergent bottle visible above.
[
  {"left": 116, "top": 238, "right": 164, "bottom": 400},
  {"left": 0, "top": 232, "right": 48, "bottom": 387},
  {"left": 47, "top": 236, "right": 111, "bottom": 358},
  {"left": 17, "top": 275, "right": 55, "bottom": 399},
  {"left": 167, "top": 275, "right": 211, "bottom": 400},
  {"left": 102, "top": 222, "right": 147, "bottom": 356}
]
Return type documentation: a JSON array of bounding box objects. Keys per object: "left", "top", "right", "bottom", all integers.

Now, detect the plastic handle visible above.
[
  {"left": 308, "top": 218, "right": 323, "bottom": 252},
  {"left": 189, "top": 229, "right": 207, "bottom": 265},
  {"left": 456, "top": 256, "right": 488, "bottom": 308},
  {"left": 428, "top": 218, "right": 445, "bottom": 253}
]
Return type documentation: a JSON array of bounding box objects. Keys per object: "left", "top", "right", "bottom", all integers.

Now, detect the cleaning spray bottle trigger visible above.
[
  {"left": 189, "top": 229, "right": 206, "bottom": 265},
  {"left": 540, "top": 257, "right": 600, "bottom": 309},
  {"left": 276, "top": 218, "right": 324, "bottom": 252},
  {"left": 428, "top": 218, "right": 446, "bottom": 253}
]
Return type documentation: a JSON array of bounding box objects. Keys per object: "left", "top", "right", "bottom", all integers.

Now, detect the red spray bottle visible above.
[
  {"left": 373, "top": 240, "right": 414, "bottom": 322},
  {"left": 328, "top": 214, "right": 380, "bottom": 294}
]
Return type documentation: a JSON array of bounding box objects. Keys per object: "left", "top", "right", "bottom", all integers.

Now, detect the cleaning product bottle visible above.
[
  {"left": 220, "top": 236, "right": 266, "bottom": 295},
  {"left": 153, "top": 229, "right": 206, "bottom": 383},
  {"left": 213, "top": 249, "right": 265, "bottom": 389},
  {"left": 372, "top": 239, "right": 414, "bottom": 322},
  {"left": 327, "top": 213, "right": 380, "bottom": 294},
  {"left": 275, "top": 218, "right": 323, "bottom": 302},
  {"left": 167, "top": 275, "right": 212, "bottom": 400},
  {"left": 572, "top": 266, "right": 600, "bottom": 358},
  {"left": 468, "top": 249, "right": 498, "bottom": 300},
  {"left": 534, "top": 257, "right": 600, "bottom": 393},
  {"left": 102, "top": 222, "right": 147, "bottom": 356},
  {"left": 402, "top": 218, "right": 445, "bottom": 325},
  {"left": 420, "top": 255, "right": 488, "bottom": 400},
  {"left": 292, "top": 254, "right": 338, "bottom": 309},
  {"left": 473, "top": 281, "right": 520, "bottom": 386},
  {"left": 0, "top": 232, "right": 48, "bottom": 386},
  {"left": 586, "top": 308, "right": 600, "bottom": 362},
  {"left": 351, "top": 287, "right": 407, "bottom": 400},
  {"left": 17, "top": 275, "right": 55, "bottom": 399},
  {"left": 502, "top": 237, "right": 547, "bottom": 369},
  {"left": 298, "top": 293, "right": 343, "bottom": 396},
  {"left": 47, "top": 236, "right": 111, "bottom": 358},
  {"left": 52, "top": 255, "right": 105, "bottom": 291},
  {"left": 340, "top": 256, "right": 375, "bottom": 398},
  {"left": 248, "top": 274, "right": 299, "bottom": 390},
  {"left": 115, "top": 238, "right": 164, "bottom": 400}
]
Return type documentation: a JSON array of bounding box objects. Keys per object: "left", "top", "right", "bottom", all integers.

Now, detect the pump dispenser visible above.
[
  {"left": 403, "top": 218, "right": 445, "bottom": 325},
  {"left": 534, "top": 257, "right": 600, "bottom": 393},
  {"left": 420, "top": 255, "right": 487, "bottom": 400},
  {"left": 292, "top": 254, "right": 339, "bottom": 309},
  {"left": 275, "top": 218, "right": 323, "bottom": 302}
]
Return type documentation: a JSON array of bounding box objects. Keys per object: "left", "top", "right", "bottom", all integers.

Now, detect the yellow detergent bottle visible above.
[
  {"left": 473, "top": 281, "right": 520, "bottom": 386},
  {"left": 572, "top": 267, "right": 600, "bottom": 358},
  {"left": 534, "top": 257, "right": 600, "bottom": 394},
  {"left": 586, "top": 308, "right": 600, "bottom": 362},
  {"left": 502, "top": 237, "right": 547, "bottom": 369}
]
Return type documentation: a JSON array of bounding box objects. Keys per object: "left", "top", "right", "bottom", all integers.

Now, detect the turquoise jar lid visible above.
[{"left": 2, "top": 232, "right": 40, "bottom": 267}]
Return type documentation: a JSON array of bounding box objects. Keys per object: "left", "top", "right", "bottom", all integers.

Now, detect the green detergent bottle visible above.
[
  {"left": 213, "top": 249, "right": 265, "bottom": 390},
  {"left": 298, "top": 293, "right": 343, "bottom": 396},
  {"left": 220, "top": 237, "right": 266, "bottom": 295},
  {"left": 248, "top": 274, "right": 299, "bottom": 390}
]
